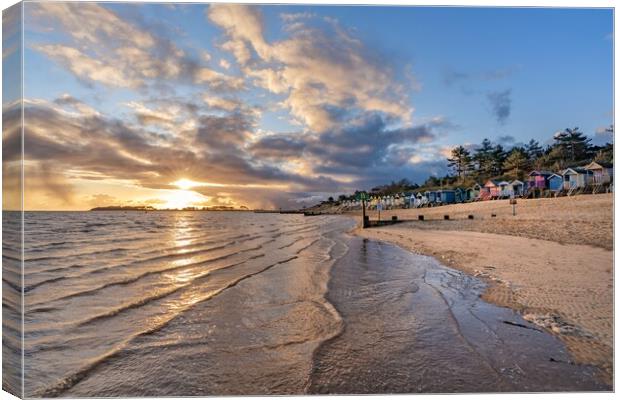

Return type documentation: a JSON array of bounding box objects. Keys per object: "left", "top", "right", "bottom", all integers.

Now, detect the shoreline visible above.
[
  {"left": 318, "top": 189, "right": 614, "bottom": 386},
  {"left": 309, "top": 228, "right": 609, "bottom": 392},
  {"left": 348, "top": 219, "right": 613, "bottom": 385}
]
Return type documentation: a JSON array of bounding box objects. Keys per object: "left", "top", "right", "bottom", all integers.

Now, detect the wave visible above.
[
  {"left": 25, "top": 236, "right": 262, "bottom": 293},
  {"left": 27, "top": 241, "right": 267, "bottom": 308},
  {"left": 32, "top": 249, "right": 316, "bottom": 397}
]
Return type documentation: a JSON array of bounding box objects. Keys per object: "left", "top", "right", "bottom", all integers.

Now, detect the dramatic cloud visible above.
[
  {"left": 207, "top": 4, "right": 413, "bottom": 132},
  {"left": 487, "top": 89, "right": 512, "bottom": 125},
  {"left": 21, "top": 4, "right": 466, "bottom": 208},
  {"left": 29, "top": 3, "right": 243, "bottom": 91}
]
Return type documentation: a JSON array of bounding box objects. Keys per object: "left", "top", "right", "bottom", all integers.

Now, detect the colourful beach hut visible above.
[
  {"left": 454, "top": 188, "right": 467, "bottom": 203},
  {"left": 438, "top": 190, "right": 457, "bottom": 204},
  {"left": 498, "top": 181, "right": 512, "bottom": 198},
  {"left": 561, "top": 167, "right": 591, "bottom": 190},
  {"left": 527, "top": 170, "right": 553, "bottom": 189},
  {"left": 547, "top": 174, "right": 563, "bottom": 192},
  {"left": 510, "top": 180, "right": 525, "bottom": 196},
  {"left": 585, "top": 161, "right": 613, "bottom": 184},
  {"left": 434, "top": 190, "right": 444, "bottom": 204},
  {"left": 424, "top": 191, "right": 437, "bottom": 203},
  {"left": 466, "top": 183, "right": 481, "bottom": 201},
  {"left": 483, "top": 180, "right": 501, "bottom": 199}
]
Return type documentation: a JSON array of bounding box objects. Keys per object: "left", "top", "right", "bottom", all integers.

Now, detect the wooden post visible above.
[{"left": 362, "top": 197, "right": 367, "bottom": 228}]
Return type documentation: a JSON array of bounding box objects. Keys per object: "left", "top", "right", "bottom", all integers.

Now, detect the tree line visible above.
[
  {"left": 320, "top": 126, "right": 612, "bottom": 204},
  {"left": 445, "top": 126, "right": 613, "bottom": 187}
]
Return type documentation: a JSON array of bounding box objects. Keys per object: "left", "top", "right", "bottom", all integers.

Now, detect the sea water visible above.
[{"left": 2, "top": 211, "right": 607, "bottom": 396}]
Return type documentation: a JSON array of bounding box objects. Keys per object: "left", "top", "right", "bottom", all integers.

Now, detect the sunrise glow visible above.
[
  {"left": 161, "top": 189, "right": 209, "bottom": 209},
  {"left": 173, "top": 179, "right": 202, "bottom": 190}
]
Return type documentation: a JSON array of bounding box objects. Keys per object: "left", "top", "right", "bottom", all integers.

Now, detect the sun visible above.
[
  {"left": 173, "top": 179, "right": 200, "bottom": 190},
  {"left": 162, "top": 189, "right": 208, "bottom": 209}
]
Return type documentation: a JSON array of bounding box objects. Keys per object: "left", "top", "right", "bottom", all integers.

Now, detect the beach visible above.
[
  {"left": 13, "top": 208, "right": 611, "bottom": 396},
  {"left": 350, "top": 193, "right": 613, "bottom": 383}
]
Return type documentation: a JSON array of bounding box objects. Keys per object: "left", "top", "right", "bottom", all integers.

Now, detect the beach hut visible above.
[
  {"left": 498, "top": 181, "right": 512, "bottom": 198},
  {"left": 466, "top": 183, "right": 482, "bottom": 201},
  {"left": 414, "top": 192, "right": 428, "bottom": 208},
  {"left": 527, "top": 170, "right": 553, "bottom": 189},
  {"left": 483, "top": 180, "right": 501, "bottom": 199},
  {"left": 585, "top": 161, "right": 613, "bottom": 184},
  {"left": 561, "top": 167, "right": 591, "bottom": 190},
  {"left": 510, "top": 180, "right": 525, "bottom": 197},
  {"left": 424, "top": 191, "right": 437, "bottom": 204},
  {"left": 438, "top": 190, "right": 457, "bottom": 204},
  {"left": 454, "top": 188, "right": 467, "bottom": 203},
  {"left": 478, "top": 185, "right": 491, "bottom": 201},
  {"left": 547, "top": 174, "right": 563, "bottom": 192},
  {"left": 434, "top": 190, "right": 444, "bottom": 204}
]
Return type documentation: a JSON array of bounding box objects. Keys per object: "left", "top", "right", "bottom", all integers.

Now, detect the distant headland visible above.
[{"left": 90, "top": 205, "right": 250, "bottom": 212}]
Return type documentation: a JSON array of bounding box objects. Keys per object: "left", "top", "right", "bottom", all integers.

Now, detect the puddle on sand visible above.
[{"left": 308, "top": 237, "right": 609, "bottom": 394}]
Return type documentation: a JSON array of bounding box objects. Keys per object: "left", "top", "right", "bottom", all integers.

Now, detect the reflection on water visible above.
[{"left": 21, "top": 211, "right": 352, "bottom": 397}]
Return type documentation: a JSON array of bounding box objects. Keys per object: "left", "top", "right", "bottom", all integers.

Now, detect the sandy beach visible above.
[{"left": 349, "top": 193, "right": 613, "bottom": 383}]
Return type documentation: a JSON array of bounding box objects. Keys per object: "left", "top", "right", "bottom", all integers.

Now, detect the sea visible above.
[{"left": 2, "top": 211, "right": 608, "bottom": 397}]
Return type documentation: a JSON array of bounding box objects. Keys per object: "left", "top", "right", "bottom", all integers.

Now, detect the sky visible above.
[{"left": 2, "top": 2, "right": 614, "bottom": 210}]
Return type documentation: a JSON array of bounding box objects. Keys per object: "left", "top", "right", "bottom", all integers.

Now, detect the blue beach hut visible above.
[
  {"left": 454, "top": 188, "right": 467, "bottom": 203},
  {"left": 424, "top": 191, "right": 437, "bottom": 203},
  {"left": 548, "top": 174, "right": 563, "bottom": 192},
  {"left": 438, "top": 190, "right": 457, "bottom": 204}
]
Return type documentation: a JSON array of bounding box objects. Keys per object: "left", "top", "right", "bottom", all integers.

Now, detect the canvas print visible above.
[{"left": 2, "top": 1, "right": 614, "bottom": 397}]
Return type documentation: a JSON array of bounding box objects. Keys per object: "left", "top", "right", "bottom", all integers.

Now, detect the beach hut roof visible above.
[
  {"left": 510, "top": 179, "right": 524, "bottom": 185},
  {"left": 548, "top": 173, "right": 562, "bottom": 179},
  {"left": 528, "top": 170, "right": 554, "bottom": 177},
  {"left": 585, "top": 161, "right": 613, "bottom": 170},
  {"left": 498, "top": 180, "right": 511, "bottom": 186},
  {"left": 562, "top": 167, "right": 589, "bottom": 175},
  {"left": 484, "top": 179, "right": 501, "bottom": 187}
]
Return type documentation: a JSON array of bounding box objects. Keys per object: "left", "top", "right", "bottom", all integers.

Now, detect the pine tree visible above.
[
  {"left": 553, "top": 127, "right": 592, "bottom": 163},
  {"left": 473, "top": 138, "right": 495, "bottom": 178},
  {"left": 503, "top": 148, "right": 530, "bottom": 179},
  {"left": 491, "top": 144, "right": 507, "bottom": 175},
  {"left": 447, "top": 145, "right": 472, "bottom": 181},
  {"left": 524, "top": 139, "right": 543, "bottom": 161}
]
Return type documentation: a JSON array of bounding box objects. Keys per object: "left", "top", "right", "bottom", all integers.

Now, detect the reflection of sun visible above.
[{"left": 162, "top": 189, "right": 208, "bottom": 209}]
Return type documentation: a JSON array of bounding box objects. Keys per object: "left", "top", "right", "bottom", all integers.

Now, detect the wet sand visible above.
[
  {"left": 351, "top": 194, "right": 613, "bottom": 384},
  {"left": 309, "top": 236, "right": 607, "bottom": 393}
]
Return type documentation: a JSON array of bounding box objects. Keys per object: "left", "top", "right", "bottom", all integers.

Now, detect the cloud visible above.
[
  {"left": 279, "top": 12, "right": 316, "bottom": 22},
  {"left": 249, "top": 114, "right": 449, "bottom": 179},
  {"left": 592, "top": 125, "right": 614, "bottom": 145},
  {"left": 208, "top": 4, "right": 413, "bottom": 132},
  {"left": 29, "top": 3, "right": 244, "bottom": 91},
  {"left": 20, "top": 4, "right": 465, "bottom": 208},
  {"left": 202, "top": 95, "right": 242, "bottom": 112},
  {"left": 14, "top": 97, "right": 345, "bottom": 205},
  {"left": 487, "top": 89, "right": 512, "bottom": 125},
  {"left": 248, "top": 135, "right": 307, "bottom": 159},
  {"left": 443, "top": 66, "right": 517, "bottom": 87},
  {"left": 219, "top": 59, "right": 231, "bottom": 69}
]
